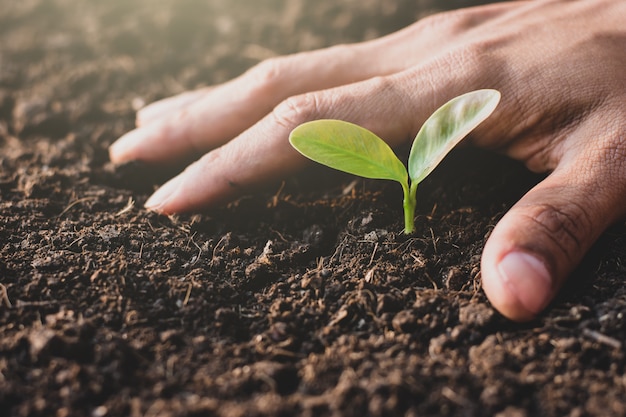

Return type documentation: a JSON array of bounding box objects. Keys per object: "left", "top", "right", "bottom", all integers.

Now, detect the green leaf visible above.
[
  {"left": 408, "top": 89, "right": 501, "bottom": 184},
  {"left": 289, "top": 119, "right": 408, "bottom": 184}
]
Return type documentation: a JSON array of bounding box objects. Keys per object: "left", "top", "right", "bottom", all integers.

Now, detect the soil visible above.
[{"left": 2, "top": 1, "right": 626, "bottom": 416}]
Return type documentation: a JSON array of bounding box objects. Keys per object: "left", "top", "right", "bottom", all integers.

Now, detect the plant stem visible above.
[{"left": 402, "top": 182, "right": 418, "bottom": 234}]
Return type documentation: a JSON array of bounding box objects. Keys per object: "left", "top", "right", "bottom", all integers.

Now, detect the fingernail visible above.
[
  {"left": 497, "top": 252, "right": 553, "bottom": 315},
  {"left": 109, "top": 132, "right": 136, "bottom": 163},
  {"left": 145, "top": 175, "right": 182, "bottom": 212}
]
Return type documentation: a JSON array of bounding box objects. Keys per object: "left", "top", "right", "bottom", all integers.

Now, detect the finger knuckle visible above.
[
  {"left": 414, "top": 38, "right": 499, "bottom": 90},
  {"left": 364, "top": 74, "right": 394, "bottom": 93},
  {"left": 416, "top": 8, "right": 483, "bottom": 36},
  {"left": 246, "top": 57, "right": 289, "bottom": 93},
  {"left": 601, "top": 125, "right": 626, "bottom": 176},
  {"left": 453, "top": 35, "right": 507, "bottom": 77},
  {"left": 272, "top": 93, "right": 322, "bottom": 130},
  {"left": 523, "top": 201, "right": 593, "bottom": 262}
]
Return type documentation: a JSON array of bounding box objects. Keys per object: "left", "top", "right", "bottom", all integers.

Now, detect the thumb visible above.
[{"left": 480, "top": 146, "right": 623, "bottom": 321}]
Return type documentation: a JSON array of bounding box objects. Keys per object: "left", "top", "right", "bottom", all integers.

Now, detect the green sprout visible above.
[{"left": 289, "top": 89, "right": 501, "bottom": 234}]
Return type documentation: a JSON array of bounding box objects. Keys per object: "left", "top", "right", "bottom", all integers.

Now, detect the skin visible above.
[{"left": 109, "top": 0, "right": 626, "bottom": 322}]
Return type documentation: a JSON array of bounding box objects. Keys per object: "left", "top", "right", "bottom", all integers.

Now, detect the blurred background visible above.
[{"left": 0, "top": 0, "right": 501, "bottom": 114}]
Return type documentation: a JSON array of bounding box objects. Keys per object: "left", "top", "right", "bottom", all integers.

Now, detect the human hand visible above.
[{"left": 109, "top": 0, "right": 626, "bottom": 322}]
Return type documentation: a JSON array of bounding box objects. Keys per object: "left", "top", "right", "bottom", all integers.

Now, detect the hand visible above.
[{"left": 109, "top": 0, "right": 626, "bottom": 322}]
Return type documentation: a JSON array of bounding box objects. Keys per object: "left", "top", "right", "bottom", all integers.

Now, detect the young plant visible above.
[{"left": 288, "top": 89, "right": 501, "bottom": 234}]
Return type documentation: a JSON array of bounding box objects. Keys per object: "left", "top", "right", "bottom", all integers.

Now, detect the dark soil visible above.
[{"left": 2, "top": 1, "right": 626, "bottom": 416}]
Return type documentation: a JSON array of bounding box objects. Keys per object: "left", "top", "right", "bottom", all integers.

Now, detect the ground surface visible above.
[{"left": 2, "top": 1, "right": 626, "bottom": 416}]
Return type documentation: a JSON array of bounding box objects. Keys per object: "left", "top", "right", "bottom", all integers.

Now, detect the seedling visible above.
[{"left": 289, "top": 89, "right": 501, "bottom": 234}]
